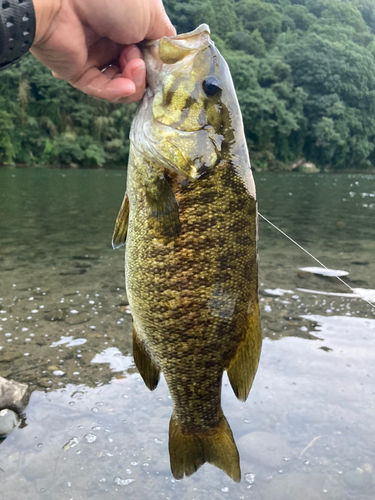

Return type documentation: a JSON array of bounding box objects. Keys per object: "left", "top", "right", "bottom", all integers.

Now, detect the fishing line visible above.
[{"left": 258, "top": 212, "right": 375, "bottom": 311}]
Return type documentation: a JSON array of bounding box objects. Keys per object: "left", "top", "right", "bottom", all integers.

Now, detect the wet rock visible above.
[
  {"left": 74, "top": 262, "right": 91, "bottom": 269},
  {"left": 262, "top": 474, "right": 343, "bottom": 500},
  {"left": 85, "top": 245, "right": 102, "bottom": 252},
  {"left": 343, "top": 468, "right": 370, "bottom": 488},
  {"left": 62, "top": 436, "right": 79, "bottom": 451},
  {"left": 0, "top": 351, "right": 23, "bottom": 363},
  {"left": 291, "top": 159, "right": 319, "bottom": 173},
  {"left": 60, "top": 269, "right": 87, "bottom": 276},
  {"left": 34, "top": 289, "right": 50, "bottom": 297},
  {"left": 319, "top": 346, "right": 333, "bottom": 352},
  {"left": 0, "top": 377, "right": 30, "bottom": 413},
  {"left": 362, "top": 463, "right": 373, "bottom": 474},
  {"left": 44, "top": 309, "right": 67, "bottom": 322},
  {"left": 72, "top": 254, "right": 99, "bottom": 260},
  {"left": 238, "top": 431, "right": 293, "bottom": 468},
  {"left": 0, "top": 409, "right": 20, "bottom": 437},
  {"left": 117, "top": 300, "right": 129, "bottom": 308},
  {"left": 65, "top": 312, "right": 90, "bottom": 325},
  {"left": 37, "top": 378, "right": 52, "bottom": 388},
  {"left": 109, "top": 285, "right": 125, "bottom": 293},
  {"left": 267, "top": 320, "right": 284, "bottom": 333},
  {"left": 0, "top": 246, "right": 14, "bottom": 255}
]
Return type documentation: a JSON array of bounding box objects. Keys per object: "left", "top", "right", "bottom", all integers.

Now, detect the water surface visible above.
[{"left": 0, "top": 169, "right": 374, "bottom": 499}]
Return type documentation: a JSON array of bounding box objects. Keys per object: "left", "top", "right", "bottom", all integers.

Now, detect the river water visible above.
[{"left": 0, "top": 168, "right": 374, "bottom": 500}]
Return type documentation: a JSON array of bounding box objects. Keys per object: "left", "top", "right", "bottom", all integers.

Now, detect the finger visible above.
[
  {"left": 147, "top": 0, "right": 176, "bottom": 40},
  {"left": 59, "top": 38, "right": 134, "bottom": 102},
  {"left": 74, "top": 0, "right": 176, "bottom": 44},
  {"left": 72, "top": 58, "right": 146, "bottom": 103},
  {"left": 71, "top": 67, "right": 137, "bottom": 102},
  {"left": 118, "top": 45, "right": 146, "bottom": 100},
  {"left": 101, "top": 64, "right": 121, "bottom": 80},
  {"left": 53, "top": 37, "right": 121, "bottom": 83},
  {"left": 122, "top": 57, "right": 146, "bottom": 102},
  {"left": 119, "top": 45, "right": 143, "bottom": 72},
  {"left": 54, "top": 37, "right": 146, "bottom": 102}
]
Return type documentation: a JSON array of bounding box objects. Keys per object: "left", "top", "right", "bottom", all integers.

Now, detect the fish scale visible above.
[{"left": 127, "top": 152, "right": 256, "bottom": 417}]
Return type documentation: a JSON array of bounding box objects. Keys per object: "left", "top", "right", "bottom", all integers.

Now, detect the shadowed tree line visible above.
[{"left": 1, "top": 0, "right": 375, "bottom": 171}]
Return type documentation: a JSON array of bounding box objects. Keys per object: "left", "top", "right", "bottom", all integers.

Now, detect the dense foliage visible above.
[{"left": 1, "top": 0, "right": 375, "bottom": 170}]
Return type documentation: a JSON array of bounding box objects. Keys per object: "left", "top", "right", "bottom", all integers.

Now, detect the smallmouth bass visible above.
[{"left": 113, "top": 24, "right": 262, "bottom": 482}]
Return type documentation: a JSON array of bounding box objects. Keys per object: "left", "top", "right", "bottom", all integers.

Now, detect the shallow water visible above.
[{"left": 0, "top": 168, "right": 374, "bottom": 499}]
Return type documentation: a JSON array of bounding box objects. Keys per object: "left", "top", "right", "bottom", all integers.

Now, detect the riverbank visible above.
[{"left": 2, "top": 163, "right": 375, "bottom": 174}]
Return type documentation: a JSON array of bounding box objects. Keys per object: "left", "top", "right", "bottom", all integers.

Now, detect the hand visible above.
[{"left": 30, "top": 0, "right": 175, "bottom": 102}]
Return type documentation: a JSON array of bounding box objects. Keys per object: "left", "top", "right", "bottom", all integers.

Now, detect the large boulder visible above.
[
  {"left": 291, "top": 158, "right": 320, "bottom": 173},
  {"left": 0, "top": 377, "right": 30, "bottom": 413},
  {"left": 0, "top": 409, "right": 20, "bottom": 438}
]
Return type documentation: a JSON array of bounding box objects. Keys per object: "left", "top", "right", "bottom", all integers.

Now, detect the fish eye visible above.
[{"left": 202, "top": 76, "right": 221, "bottom": 97}]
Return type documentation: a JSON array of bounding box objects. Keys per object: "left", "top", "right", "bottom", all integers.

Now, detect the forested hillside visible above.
[{"left": 1, "top": 0, "right": 375, "bottom": 170}]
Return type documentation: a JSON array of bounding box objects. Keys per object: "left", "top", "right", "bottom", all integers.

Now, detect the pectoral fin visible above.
[
  {"left": 227, "top": 304, "right": 262, "bottom": 402},
  {"left": 133, "top": 325, "right": 160, "bottom": 391},
  {"left": 112, "top": 192, "right": 129, "bottom": 249},
  {"left": 145, "top": 169, "right": 180, "bottom": 238}
]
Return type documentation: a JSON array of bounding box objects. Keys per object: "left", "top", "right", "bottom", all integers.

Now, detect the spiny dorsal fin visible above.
[{"left": 112, "top": 192, "right": 129, "bottom": 249}]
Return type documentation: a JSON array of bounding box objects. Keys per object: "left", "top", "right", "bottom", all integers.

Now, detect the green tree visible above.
[
  {"left": 195, "top": 1, "right": 218, "bottom": 33},
  {"left": 284, "top": 4, "right": 317, "bottom": 31},
  {"left": 0, "top": 106, "right": 15, "bottom": 164},
  {"left": 320, "top": 0, "right": 368, "bottom": 32},
  {"left": 229, "top": 29, "right": 266, "bottom": 56},
  {"left": 2, "top": 0, "right": 375, "bottom": 171},
  {"left": 234, "top": 0, "right": 283, "bottom": 45},
  {"left": 217, "top": 0, "right": 239, "bottom": 35},
  {"left": 283, "top": 32, "right": 375, "bottom": 168}
]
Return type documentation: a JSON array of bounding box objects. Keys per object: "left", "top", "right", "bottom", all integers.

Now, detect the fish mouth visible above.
[
  {"left": 143, "top": 24, "right": 212, "bottom": 93},
  {"left": 167, "top": 23, "right": 211, "bottom": 43}
]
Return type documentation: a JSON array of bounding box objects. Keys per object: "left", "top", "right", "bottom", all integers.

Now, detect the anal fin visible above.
[
  {"left": 227, "top": 304, "right": 262, "bottom": 402},
  {"left": 133, "top": 325, "right": 160, "bottom": 391},
  {"left": 112, "top": 192, "right": 129, "bottom": 249}
]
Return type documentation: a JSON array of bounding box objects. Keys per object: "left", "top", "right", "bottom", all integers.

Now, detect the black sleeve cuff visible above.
[{"left": 0, "top": 0, "right": 36, "bottom": 71}]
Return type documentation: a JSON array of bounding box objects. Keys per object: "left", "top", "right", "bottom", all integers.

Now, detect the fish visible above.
[{"left": 112, "top": 24, "right": 262, "bottom": 482}]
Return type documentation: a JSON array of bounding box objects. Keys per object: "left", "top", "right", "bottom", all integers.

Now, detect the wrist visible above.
[{"left": 32, "top": 0, "right": 61, "bottom": 45}]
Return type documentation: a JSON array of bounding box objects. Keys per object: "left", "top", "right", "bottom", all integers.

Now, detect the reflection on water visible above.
[
  {"left": 0, "top": 169, "right": 374, "bottom": 499},
  {"left": 91, "top": 347, "right": 134, "bottom": 372}
]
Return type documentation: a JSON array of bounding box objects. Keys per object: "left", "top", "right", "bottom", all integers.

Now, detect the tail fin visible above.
[{"left": 169, "top": 413, "right": 240, "bottom": 482}]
